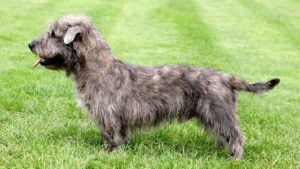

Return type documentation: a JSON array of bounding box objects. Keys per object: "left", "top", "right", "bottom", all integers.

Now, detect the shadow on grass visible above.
[
  {"left": 46, "top": 122, "right": 104, "bottom": 147},
  {"left": 127, "top": 129, "right": 228, "bottom": 159},
  {"left": 47, "top": 121, "right": 228, "bottom": 159}
]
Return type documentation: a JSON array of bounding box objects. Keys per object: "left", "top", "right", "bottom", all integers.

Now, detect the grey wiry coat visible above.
[{"left": 29, "top": 15, "right": 280, "bottom": 159}]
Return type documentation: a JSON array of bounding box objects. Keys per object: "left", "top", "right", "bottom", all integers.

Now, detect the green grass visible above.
[{"left": 0, "top": 0, "right": 299, "bottom": 168}]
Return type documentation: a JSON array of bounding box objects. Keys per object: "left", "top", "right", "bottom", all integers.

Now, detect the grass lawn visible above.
[{"left": 0, "top": 0, "right": 299, "bottom": 168}]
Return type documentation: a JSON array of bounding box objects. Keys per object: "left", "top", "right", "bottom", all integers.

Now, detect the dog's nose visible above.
[{"left": 28, "top": 42, "right": 35, "bottom": 50}]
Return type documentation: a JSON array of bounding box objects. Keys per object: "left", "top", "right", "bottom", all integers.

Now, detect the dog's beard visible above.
[{"left": 33, "top": 54, "right": 65, "bottom": 70}]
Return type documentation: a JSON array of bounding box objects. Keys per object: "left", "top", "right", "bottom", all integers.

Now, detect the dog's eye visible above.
[{"left": 50, "top": 31, "right": 55, "bottom": 37}]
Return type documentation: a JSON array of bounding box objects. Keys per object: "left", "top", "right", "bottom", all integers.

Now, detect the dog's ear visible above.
[{"left": 64, "top": 26, "right": 82, "bottom": 44}]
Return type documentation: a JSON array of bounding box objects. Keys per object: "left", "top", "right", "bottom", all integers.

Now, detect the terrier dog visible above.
[{"left": 29, "top": 14, "right": 280, "bottom": 159}]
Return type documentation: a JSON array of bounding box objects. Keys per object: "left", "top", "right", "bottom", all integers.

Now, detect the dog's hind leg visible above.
[{"left": 196, "top": 98, "right": 244, "bottom": 159}]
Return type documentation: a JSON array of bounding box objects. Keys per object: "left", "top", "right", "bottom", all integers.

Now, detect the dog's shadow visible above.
[
  {"left": 125, "top": 130, "right": 227, "bottom": 159},
  {"left": 48, "top": 121, "right": 228, "bottom": 159}
]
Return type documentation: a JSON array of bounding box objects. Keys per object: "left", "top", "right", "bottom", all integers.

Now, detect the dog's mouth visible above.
[
  {"left": 33, "top": 58, "right": 46, "bottom": 67},
  {"left": 33, "top": 55, "right": 65, "bottom": 68}
]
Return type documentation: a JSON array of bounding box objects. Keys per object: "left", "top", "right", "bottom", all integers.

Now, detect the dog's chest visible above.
[
  {"left": 73, "top": 83, "right": 115, "bottom": 115},
  {"left": 75, "top": 89, "right": 85, "bottom": 109},
  {"left": 73, "top": 80, "right": 96, "bottom": 111},
  {"left": 74, "top": 87, "right": 102, "bottom": 116}
]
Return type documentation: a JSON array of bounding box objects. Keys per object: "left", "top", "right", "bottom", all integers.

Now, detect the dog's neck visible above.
[
  {"left": 69, "top": 45, "right": 116, "bottom": 81},
  {"left": 68, "top": 32, "right": 125, "bottom": 86}
]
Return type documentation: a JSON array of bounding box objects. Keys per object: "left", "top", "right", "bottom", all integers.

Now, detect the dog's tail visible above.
[{"left": 230, "top": 76, "right": 280, "bottom": 93}]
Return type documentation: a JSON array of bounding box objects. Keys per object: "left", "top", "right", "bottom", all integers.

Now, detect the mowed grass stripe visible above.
[
  {"left": 193, "top": 0, "right": 280, "bottom": 76},
  {"left": 153, "top": 0, "right": 234, "bottom": 70},
  {"left": 194, "top": 0, "right": 298, "bottom": 103},
  {"left": 107, "top": 0, "right": 184, "bottom": 66},
  {"left": 235, "top": 0, "right": 300, "bottom": 79},
  {"left": 238, "top": 0, "right": 300, "bottom": 49}
]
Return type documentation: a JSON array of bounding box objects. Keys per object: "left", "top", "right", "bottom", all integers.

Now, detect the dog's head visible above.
[{"left": 29, "top": 15, "right": 96, "bottom": 71}]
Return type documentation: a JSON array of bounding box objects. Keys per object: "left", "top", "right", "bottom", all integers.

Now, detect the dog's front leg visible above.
[{"left": 99, "top": 120, "right": 124, "bottom": 152}]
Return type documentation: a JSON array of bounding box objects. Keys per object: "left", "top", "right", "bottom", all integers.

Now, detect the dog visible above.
[{"left": 28, "top": 14, "right": 280, "bottom": 159}]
